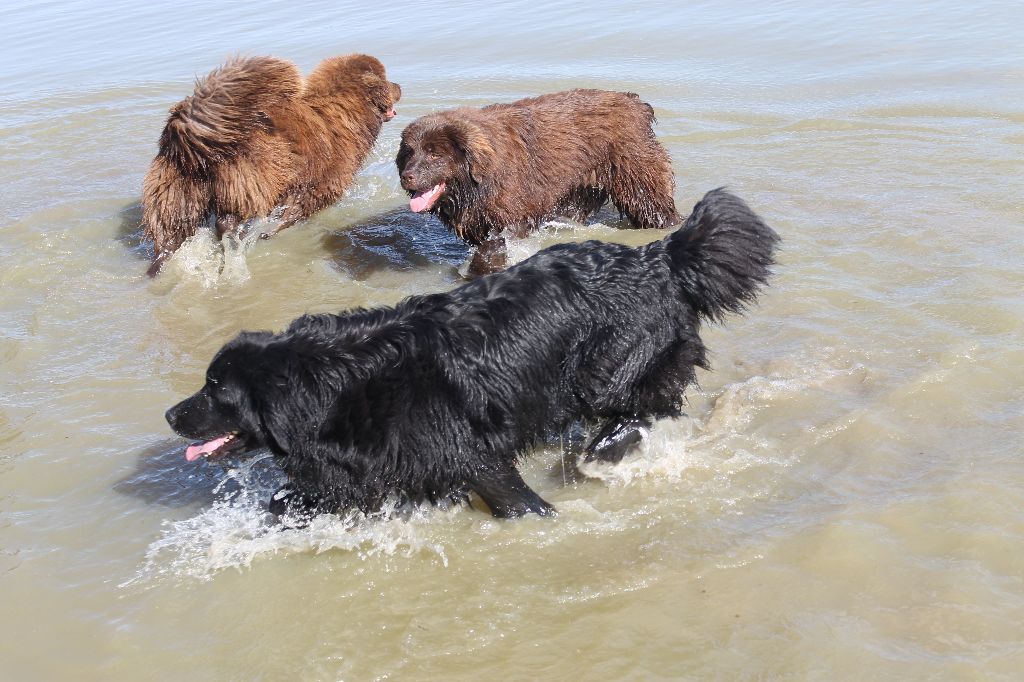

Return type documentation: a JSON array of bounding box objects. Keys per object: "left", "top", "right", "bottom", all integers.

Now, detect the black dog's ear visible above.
[
  {"left": 258, "top": 404, "right": 297, "bottom": 455},
  {"left": 236, "top": 362, "right": 304, "bottom": 458},
  {"left": 446, "top": 119, "right": 495, "bottom": 185},
  {"left": 213, "top": 332, "right": 292, "bottom": 447}
]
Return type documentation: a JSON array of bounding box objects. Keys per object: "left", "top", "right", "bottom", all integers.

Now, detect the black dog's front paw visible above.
[
  {"left": 516, "top": 496, "right": 557, "bottom": 518},
  {"left": 472, "top": 466, "right": 556, "bottom": 519},
  {"left": 485, "top": 495, "right": 557, "bottom": 519},
  {"left": 268, "top": 485, "right": 325, "bottom": 528},
  {"left": 583, "top": 416, "right": 650, "bottom": 464}
]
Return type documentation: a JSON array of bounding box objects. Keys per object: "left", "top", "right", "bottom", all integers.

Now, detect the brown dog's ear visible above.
[
  {"left": 360, "top": 72, "right": 391, "bottom": 111},
  {"left": 446, "top": 119, "right": 495, "bottom": 185}
]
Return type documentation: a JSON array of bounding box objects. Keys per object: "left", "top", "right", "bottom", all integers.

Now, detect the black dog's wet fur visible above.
[{"left": 165, "top": 189, "right": 778, "bottom": 519}]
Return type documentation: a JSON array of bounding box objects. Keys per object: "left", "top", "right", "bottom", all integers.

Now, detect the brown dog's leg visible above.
[
  {"left": 467, "top": 237, "right": 508, "bottom": 276},
  {"left": 259, "top": 217, "right": 299, "bottom": 240},
  {"left": 564, "top": 185, "right": 609, "bottom": 223},
  {"left": 215, "top": 214, "right": 241, "bottom": 239},
  {"left": 146, "top": 250, "right": 172, "bottom": 277},
  {"left": 259, "top": 203, "right": 302, "bottom": 240},
  {"left": 610, "top": 144, "right": 679, "bottom": 229}
]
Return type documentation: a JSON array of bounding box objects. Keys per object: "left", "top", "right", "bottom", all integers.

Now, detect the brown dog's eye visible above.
[{"left": 424, "top": 144, "right": 435, "bottom": 155}]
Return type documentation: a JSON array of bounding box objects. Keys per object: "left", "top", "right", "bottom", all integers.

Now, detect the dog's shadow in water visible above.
[
  {"left": 113, "top": 439, "right": 281, "bottom": 509},
  {"left": 114, "top": 201, "right": 467, "bottom": 279},
  {"left": 321, "top": 205, "right": 645, "bottom": 282},
  {"left": 113, "top": 199, "right": 638, "bottom": 282},
  {"left": 320, "top": 207, "right": 469, "bottom": 281},
  {"left": 113, "top": 198, "right": 641, "bottom": 282},
  {"left": 114, "top": 201, "right": 157, "bottom": 264},
  {"left": 115, "top": 431, "right": 598, "bottom": 515}
]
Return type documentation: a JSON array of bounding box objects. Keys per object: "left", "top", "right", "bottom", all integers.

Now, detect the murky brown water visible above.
[{"left": 2, "top": 1, "right": 1023, "bottom": 679}]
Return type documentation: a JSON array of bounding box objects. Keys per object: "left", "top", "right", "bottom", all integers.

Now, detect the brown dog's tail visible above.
[
  {"left": 158, "top": 56, "right": 300, "bottom": 173},
  {"left": 142, "top": 57, "right": 301, "bottom": 271},
  {"left": 664, "top": 188, "right": 780, "bottom": 324},
  {"left": 142, "top": 154, "right": 210, "bottom": 266}
]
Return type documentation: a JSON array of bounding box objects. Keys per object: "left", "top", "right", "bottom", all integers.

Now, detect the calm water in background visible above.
[{"left": 1, "top": 1, "right": 1023, "bottom": 679}]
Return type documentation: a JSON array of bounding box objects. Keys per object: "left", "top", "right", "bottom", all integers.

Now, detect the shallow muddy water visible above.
[{"left": 1, "top": 1, "right": 1023, "bottom": 679}]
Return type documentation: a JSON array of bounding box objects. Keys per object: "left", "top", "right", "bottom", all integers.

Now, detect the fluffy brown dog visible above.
[
  {"left": 142, "top": 54, "right": 401, "bottom": 275},
  {"left": 396, "top": 89, "right": 678, "bottom": 274}
]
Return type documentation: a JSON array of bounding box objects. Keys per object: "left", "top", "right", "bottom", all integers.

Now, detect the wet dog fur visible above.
[
  {"left": 142, "top": 54, "right": 401, "bottom": 275},
  {"left": 396, "top": 89, "right": 679, "bottom": 275},
  {"left": 164, "top": 189, "right": 778, "bottom": 520}
]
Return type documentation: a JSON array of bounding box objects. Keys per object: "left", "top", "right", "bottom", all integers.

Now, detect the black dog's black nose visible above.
[
  {"left": 401, "top": 172, "right": 415, "bottom": 185},
  {"left": 165, "top": 407, "right": 177, "bottom": 429}
]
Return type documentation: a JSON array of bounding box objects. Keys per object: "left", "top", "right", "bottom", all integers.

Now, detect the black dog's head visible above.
[
  {"left": 164, "top": 315, "right": 414, "bottom": 515},
  {"left": 397, "top": 114, "right": 496, "bottom": 216},
  {"left": 165, "top": 332, "right": 275, "bottom": 463}
]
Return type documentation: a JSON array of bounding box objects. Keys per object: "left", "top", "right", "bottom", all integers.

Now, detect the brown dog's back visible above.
[
  {"left": 142, "top": 55, "right": 399, "bottom": 274},
  {"left": 397, "top": 89, "right": 678, "bottom": 273},
  {"left": 142, "top": 58, "right": 300, "bottom": 258}
]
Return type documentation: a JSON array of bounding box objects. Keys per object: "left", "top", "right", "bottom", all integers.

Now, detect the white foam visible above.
[
  {"left": 502, "top": 219, "right": 621, "bottom": 266},
  {"left": 124, "top": 453, "right": 453, "bottom": 586},
  {"left": 578, "top": 350, "right": 866, "bottom": 487},
  {"left": 163, "top": 226, "right": 270, "bottom": 287}
]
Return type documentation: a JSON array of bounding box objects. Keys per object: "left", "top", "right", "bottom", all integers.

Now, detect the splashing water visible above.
[
  {"left": 161, "top": 217, "right": 291, "bottom": 287},
  {"left": 128, "top": 350, "right": 861, "bottom": 583},
  {"left": 578, "top": 349, "right": 867, "bottom": 486},
  {"left": 124, "top": 452, "right": 453, "bottom": 586},
  {"left": 503, "top": 219, "right": 625, "bottom": 266}
]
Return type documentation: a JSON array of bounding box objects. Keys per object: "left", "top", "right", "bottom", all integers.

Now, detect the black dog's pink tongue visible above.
[
  {"left": 185, "top": 435, "right": 232, "bottom": 462},
  {"left": 409, "top": 183, "right": 445, "bottom": 213}
]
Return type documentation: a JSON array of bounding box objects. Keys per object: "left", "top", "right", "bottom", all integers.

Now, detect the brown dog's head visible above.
[
  {"left": 397, "top": 114, "right": 495, "bottom": 214},
  {"left": 308, "top": 54, "right": 401, "bottom": 123}
]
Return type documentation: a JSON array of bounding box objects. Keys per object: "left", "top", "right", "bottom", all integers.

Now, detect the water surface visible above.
[{"left": 1, "top": 1, "right": 1023, "bottom": 679}]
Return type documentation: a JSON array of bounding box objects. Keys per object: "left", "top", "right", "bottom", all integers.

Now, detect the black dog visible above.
[{"left": 165, "top": 189, "right": 779, "bottom": 519}]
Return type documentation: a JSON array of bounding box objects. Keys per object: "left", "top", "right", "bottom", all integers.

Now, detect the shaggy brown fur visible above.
[
  {"left": 142, "top": 54, "right": 401, "bottom": 275},
  {"left": 396, "top": 89, "right": 678, "bottom": 275}
]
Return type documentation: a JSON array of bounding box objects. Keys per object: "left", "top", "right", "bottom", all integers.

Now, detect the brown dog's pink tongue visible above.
[
  {"left": 185, "top": 435, "right": 232, "bottom": 462},
  {"left": 409, "top": 183, "right": 445, "bottom": 212}
]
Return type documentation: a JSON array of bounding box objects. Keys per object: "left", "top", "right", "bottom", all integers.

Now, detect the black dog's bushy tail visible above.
[{"left": 664, "top": 188, "right": 780, "bottom": 323}]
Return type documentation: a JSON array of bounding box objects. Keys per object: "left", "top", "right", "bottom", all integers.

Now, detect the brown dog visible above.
[
  {"left": 142, "top": 54, "right": 401, "bottom": 275},
  {"left": 396, "top": 89, "right": 678, "bottom": 274}
]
